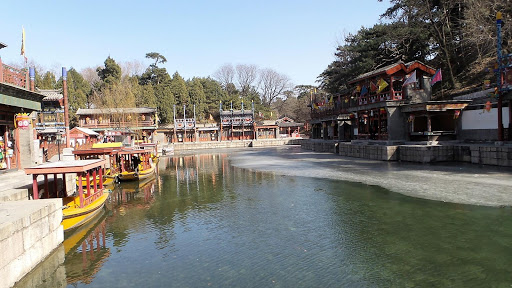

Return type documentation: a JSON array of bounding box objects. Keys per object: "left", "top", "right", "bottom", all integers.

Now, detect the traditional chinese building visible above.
[
  {"left": 76, "top": 107, "right": 158, "bottom": 144},
  {"left": 220, "top": 109, "right": 254, "bottom": 140},
  {"left": 276, "top": 116, "right": 303, "bottom": 138},
  {"left": 69, "top": 127, "right": 99, "bottom": 147},
  {"left": 0, "top": 50, "right": 45, "bottom": 169},
  {"left": 254, "top": 120, "right": 278, "bottom": 139},
  {"left": 311, "top": 61, "right": 471, "bottom": 142}
]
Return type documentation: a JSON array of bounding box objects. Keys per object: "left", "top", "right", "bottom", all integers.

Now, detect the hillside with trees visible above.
[{"left": 319, "top": 0, "right": 512, "bottom": 98}]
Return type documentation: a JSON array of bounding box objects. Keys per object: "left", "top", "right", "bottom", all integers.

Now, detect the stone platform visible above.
[
  {"left": 301, "top": 140, "right": 512, "bottom": 167},
  {"left": 0, "top": 199, "right": 63, "bottom": 288}
]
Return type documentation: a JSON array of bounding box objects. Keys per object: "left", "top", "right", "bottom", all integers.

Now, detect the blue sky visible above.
[{"left": 1, "top": 0, "right": 389, "bottom": 86}]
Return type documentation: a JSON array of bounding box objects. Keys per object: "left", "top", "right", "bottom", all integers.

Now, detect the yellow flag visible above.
[
  {"left": 21, "top": 26, "right": 25, "bottom": 56},
  {"left": 377, "top": 78, "right": 388, "bottom": 93}
]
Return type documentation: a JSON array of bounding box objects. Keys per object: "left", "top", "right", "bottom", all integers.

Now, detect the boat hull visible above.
[
  {"left": 118, "top": 160, "right": 156, "bottom": 181},
  {"left": 62, "top": 193, "right": 109, "bottom": 232}
]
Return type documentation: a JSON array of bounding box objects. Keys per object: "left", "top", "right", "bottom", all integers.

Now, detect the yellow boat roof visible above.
[{"left": 92, "top": 142, "right": 123, "bottom": 148}]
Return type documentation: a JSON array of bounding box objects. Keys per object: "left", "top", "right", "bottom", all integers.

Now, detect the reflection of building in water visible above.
[
  {"left": 109, "top": 175, "right": 156, "bottom": 209},
  {"left": 63, "top": 212, "right": 109, "bottom": 285},
  {"left": 163, "top": 153, "right": 272, "bottom": 196}
]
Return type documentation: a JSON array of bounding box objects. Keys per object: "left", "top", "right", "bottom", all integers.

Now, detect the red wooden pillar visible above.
[
  {"left": 15, "top": 128, "right": 21, "bottom": 169},
  {"left": 78, "top": 172, "right": 84, "bottom": 208},
  {"left": 0, "top": 57, "right": 3, "bottom": 82},
  {"left": 92, "top": 168, "right": 97, "bottom": 194},
  {"left": 32, "top": 174, "right": 39, "bottom": 200},
  {"left": 85, "top": 171, "right": 90, "bottom": 208},
  {"left": 99, "top": 166, "right": 104, "bottom": 188}
]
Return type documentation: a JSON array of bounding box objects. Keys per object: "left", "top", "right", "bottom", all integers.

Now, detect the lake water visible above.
[{"left": 15, "top": 148, "right": 512, "bottom": 287}]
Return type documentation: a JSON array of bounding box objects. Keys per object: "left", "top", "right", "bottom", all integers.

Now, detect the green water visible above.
[{"left": 15, "top": 151, "right": 512, "bottom": 287}]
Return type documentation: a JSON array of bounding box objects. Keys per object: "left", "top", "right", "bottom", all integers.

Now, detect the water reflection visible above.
[
  {"left": 14, "top": 151, "right": 512, "bottom": 287},
  {"left": 63, "top": 212, "right": 109, "bottom": 286}
]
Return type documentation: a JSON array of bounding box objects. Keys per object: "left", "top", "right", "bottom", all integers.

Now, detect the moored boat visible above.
[
  {"left": 117, "top": 148, "right": 158, "bottom": 181},
  {"left": 73, "top": 147, "right": 121, "bottom": 187},
  {"left": 25, "top": 159, "right": 110, "bottom": 232}
]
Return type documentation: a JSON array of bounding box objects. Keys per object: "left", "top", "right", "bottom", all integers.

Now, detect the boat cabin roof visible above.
[
  {"left": 117, "top": 148, "right": 152, "bottom": 155},
  {"left": 25, "top": 159, "right": 107, "bottom": 175},
  {"left": 73, "top": 148, "right": 119, "bottom": 156}
]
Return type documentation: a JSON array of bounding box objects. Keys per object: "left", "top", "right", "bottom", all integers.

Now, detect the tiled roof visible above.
[
  {"left": 76, "top": 107, "right": 157, "bottom": 115},
  {"left": 36, "top": 89, "right": 63, "bottom": 101},
  {"left": 348, "top": 60, "right": 436, "bottom": 84},
  {"left": 220, "top": 110, "right": 253, "bottom": 116},
  {"left": 74, "top": 127, "right": 99, "bottom": 136}
]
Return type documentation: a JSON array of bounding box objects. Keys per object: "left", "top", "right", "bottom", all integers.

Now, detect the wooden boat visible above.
[
  {"left": 117, "top": 148, "right": 158, "bottom": 181},
  {"left": 25, "top": 159, "right": 110, "bottom": 232},
  {"left": 73, "top": 148, "right": 121, "bottom": 187}
]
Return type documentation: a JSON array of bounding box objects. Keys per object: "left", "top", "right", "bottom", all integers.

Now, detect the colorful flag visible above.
[
  {"left": 360, "top": 85, "right": 368, "bottom": 96},
  {"left": 21, "top": 26, "right": 25, "bottom": 56},
  {"left": 377, "top": 78, "right": 388, "bottom": 93},
  {"left": 21, "top": 26, "right": 27, "bottom": 63},
  {"left": 355, "top": 85, "right": 361, "bottom": 93},
  {"left": 370, "top": 81, "right": 378, "bottom": 92},
  {"left": 403, "top": 70, "right": 417, "bottom": 86},
  {"left": 431, "top": 69, "right": 442, "bottom": 86}
]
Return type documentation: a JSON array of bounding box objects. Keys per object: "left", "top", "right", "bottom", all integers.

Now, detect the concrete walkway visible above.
[{"left": 0, "top": 170, "right": 34, "bottom": 202}]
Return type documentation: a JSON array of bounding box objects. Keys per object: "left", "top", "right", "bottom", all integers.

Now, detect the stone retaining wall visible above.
[
  {"left": 170, "top": 139, "right": 303, "bottom": 151},
  {"left": 399, "top": 145, "right": 454, "bottom": 163},
  {"left": 0, "top": 199, "right": 63, "bottom": 288},
  {"left": 301, "top": 140, "right": 512, "bottom": 167},
  {"left": 339, "top": 143, "right": 399, "bottom": 161},
  {"left": 300, "top": 141, "right": 338, "bottom": 153}
]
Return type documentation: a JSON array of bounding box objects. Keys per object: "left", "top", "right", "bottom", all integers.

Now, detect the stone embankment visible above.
[
  {"left": 0, "top": 149, "right": 75, "bottom": 288},
  {"left": 0, "top": 199, "right": 63, "bottom": 288},
  {"left": 168, "top": 138, "right": 302, "bottom": 151},
  {"left": 301, "top": 140, "right": 512, "bottom": 167}
]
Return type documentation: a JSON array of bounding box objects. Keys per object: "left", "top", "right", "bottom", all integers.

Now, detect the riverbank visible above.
[
  {"left": 165, "top": 138, "right": 302, "bottom": 151},
  {"left": 301, "top": 139, "right": 512, "bottom": 167},
  {"left": 227, "top": 146, "right": 512, "bottom": 207}
]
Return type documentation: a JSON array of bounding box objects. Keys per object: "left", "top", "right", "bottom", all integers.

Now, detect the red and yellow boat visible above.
[
  {"left": 73, "top": 147, "right": 121, "bottom": 188},
  {"left": 117, "top": 147, "right": 158, "bottom": 181},
  {"left": 25, "top": 159, "right": 110, "bottom": 231}
]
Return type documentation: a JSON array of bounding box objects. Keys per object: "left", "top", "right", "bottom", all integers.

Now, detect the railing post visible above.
[{"left": 0, "top": 57, "right": 3, "bottom": 83}]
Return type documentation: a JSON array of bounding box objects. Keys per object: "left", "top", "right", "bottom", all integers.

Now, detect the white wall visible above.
[{"left": 461, "top": 107, "right": 510, "bottom": 130}]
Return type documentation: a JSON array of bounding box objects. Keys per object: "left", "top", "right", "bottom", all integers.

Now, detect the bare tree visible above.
[
  {"left": 91, "top": 76, "right": 136, "bottom": 109},
  {"left": 258, "top": 68, "right": 291, "bottom": 106},
  {"left": 80, "top": 66, "right": 101, "bottom": 87},
  {"left": 120, "top": 60, "right": 146, "bottom": 77},
  {"left": 236, "top": 64, "right": 258, "bottom": 96},
  {"left": 212, "top": 64, "right": 235, "bottom": 88}
]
